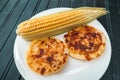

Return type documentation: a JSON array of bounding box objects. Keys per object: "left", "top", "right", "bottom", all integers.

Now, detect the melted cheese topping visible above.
[
  {"left": 27, "top": 37, "right": 68, "bottom": 75},
  {"left": 64, "top": 25, "right": 106, "bottom": 60}
]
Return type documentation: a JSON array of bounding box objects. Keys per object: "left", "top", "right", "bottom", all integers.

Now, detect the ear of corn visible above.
[{"left": 16, "top": 7, "right": 108, "bottom": 40}]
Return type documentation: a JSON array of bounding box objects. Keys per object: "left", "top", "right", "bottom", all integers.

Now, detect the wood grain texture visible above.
[
  {"left": 0, "top": 0, "right": 119, "bottom": 80},
  {"left": 0, "top": 0, "right": 9, "bottom": 12}
]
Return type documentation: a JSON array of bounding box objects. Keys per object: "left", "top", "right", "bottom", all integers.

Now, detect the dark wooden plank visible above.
[
  {"left": 95, "top": 0, "right": 105, "bottom": 7},
  {"left": 0, "top": 0, "right": 25, "bottom": 50},
  {"left": 47, "top": 0, "right": 59, "bottom": 9},
  {"left": 116, "top": 0, "right": 120, "bottom": 14},
  {"left": 57, "top": 0, "right": 62, "bottom": 7},
  {"left": 31, "top": 0, "right": 41, "bottom": 16},
  {"left": 0, "top": 0, "right": 40, "bottom": 79},
  {"left": 0, "top": 0, "right": 17, "bottom": 29},
  {"left": 83, "top": 0, "right": 96, "bottom": 7},
  {"left": 15, "top": 0, "right": 39, "bottom": 22},
  {"left": 70, "top": 0, "right": 83, "bottom": 8},
  {"left": 0, "top": 36, "right": 16, "bottom": 79},
  {"left": 112, "top": 48, "right": 120, "bottom": 80},
  {"left": 0, "top": 0, "right": 9, "bottom": 12},
  {"left": 4, "top": 61, "right": 20, "bottom": 80},
  {"left": 33, "top": 0, "right": 49, "bottom": 14},
  {"left": 59, "top": 0, "right": 71, "bottom": 7},
  {"left": 3, "top": 2, "right": 42, "bottom": 80},
  {"left": 0, "top": 0, "right": 29, "bottom": 79}
]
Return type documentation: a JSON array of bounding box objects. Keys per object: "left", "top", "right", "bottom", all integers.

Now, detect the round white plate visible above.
[{"left": 14, "top": 8, "right": 111, "bottom": 80}]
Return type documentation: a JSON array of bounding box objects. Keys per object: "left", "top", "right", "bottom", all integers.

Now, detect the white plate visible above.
[{"left": 14, "top": 8, "right": 111, "bottom": 80}]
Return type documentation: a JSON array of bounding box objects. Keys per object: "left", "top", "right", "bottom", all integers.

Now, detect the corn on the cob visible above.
[{"left": 16, "top": 7, "right": 108, "bottom": 40}]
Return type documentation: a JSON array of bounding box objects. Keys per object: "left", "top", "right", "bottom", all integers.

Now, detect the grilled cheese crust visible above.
[
  {"left": 26, "top": 37, "right": 68, "bottom": 75},
  {"left": 64, "top": 25, "right": 106, "bottom": 61}
]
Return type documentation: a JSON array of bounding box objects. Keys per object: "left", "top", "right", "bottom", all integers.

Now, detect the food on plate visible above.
[
  {"left": 16, "top": 7, "right": 107, "bottom": 40},
  {"left": 64, "top": 25, "right": 106, "bottom": 61},
  {"left": 26, "top": 37, "right": 68, "bottom": 75}
]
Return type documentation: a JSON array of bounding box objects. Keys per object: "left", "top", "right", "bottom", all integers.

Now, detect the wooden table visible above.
[{"left": 0, "top": 0, "right": 120, "bottom": 80}]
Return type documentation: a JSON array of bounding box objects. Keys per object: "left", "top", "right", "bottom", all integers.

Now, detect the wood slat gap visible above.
[
  {"left": 0, "top": 0, "right": 9, "bottom": 12},
  {"left": 31, "top": 0, "right": 41, "bottom": 16}
]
